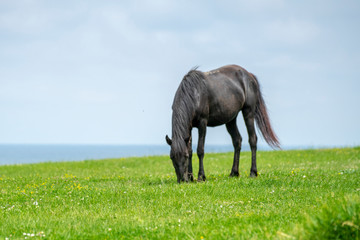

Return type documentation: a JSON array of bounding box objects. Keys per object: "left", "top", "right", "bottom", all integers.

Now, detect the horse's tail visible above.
[{"left": 251, "top": 74, "right": 281, "bottom": 149}]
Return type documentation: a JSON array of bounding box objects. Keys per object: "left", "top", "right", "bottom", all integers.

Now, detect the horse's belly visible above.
[{"left": 207, "top": 95, "right": 244, "bottom": 126}]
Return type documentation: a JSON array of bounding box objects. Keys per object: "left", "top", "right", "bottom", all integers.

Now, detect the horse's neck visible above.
[{"left": 172, "top": 110, "right": 192, "bottom": 139}]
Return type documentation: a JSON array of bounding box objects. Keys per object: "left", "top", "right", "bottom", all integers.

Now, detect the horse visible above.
[{"left": 166, "top": 64, "right": 280, "bottom": 183}]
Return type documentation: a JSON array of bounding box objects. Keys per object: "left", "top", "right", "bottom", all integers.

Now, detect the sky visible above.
[{"left": 0, "top": 0, "right": 359, "bottom": 147}]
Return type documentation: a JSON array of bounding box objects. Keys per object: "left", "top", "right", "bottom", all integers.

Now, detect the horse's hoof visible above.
[
  {"left": 250, "top": 171, "right": 258, "bottom": 178},
  {"left": 188, "top": 173, "right": 194, "bottom": 182},
  {"left": 197, "top": 175, "right": 206, "bottom": 182},
  {"left": 229, "top": 171, "right": 239, "bottom": 177}
]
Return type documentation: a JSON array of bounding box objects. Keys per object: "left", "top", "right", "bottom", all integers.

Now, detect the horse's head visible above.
[{"left": 166, "top": 135, "right": 191, "bottom": 183}]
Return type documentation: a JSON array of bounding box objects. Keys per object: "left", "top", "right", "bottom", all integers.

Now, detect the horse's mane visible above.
[{"left": 171, "top": 68, "right": 206, "bottom": 141}]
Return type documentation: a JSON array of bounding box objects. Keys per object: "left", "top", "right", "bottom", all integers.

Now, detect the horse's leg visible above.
[
  {"left": 187, "top": 133, "right": 194, "bottom": 182},
  {"left": 243, "top": 108, "right": 258, "bottom": 177},
  {"left": 226, "top": 117, "right": 242, "bottom": 177},
  {"left": 197, "top": 120, "right": 207, "bottom": 182}
]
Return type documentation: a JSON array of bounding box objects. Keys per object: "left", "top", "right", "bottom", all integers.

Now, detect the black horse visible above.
[{"left": 166, "top": 64, "right": 280, "bottom": 183}]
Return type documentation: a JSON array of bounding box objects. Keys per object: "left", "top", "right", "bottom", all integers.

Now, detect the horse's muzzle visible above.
[{"left": 177, "top": 170, "right": 189, "bottom": 183}]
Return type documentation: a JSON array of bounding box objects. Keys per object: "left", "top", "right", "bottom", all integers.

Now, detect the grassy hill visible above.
[{"left": 1, "top": 147, "right": 359, "bottom": 239}]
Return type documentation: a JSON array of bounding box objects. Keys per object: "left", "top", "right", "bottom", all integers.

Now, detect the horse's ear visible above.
[{"left": 165, "top": 135, "right": 172, "bottom": 146}]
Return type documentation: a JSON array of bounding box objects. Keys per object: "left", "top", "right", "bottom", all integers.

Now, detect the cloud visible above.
[
  {"left": 264, "top": 19, "right": 320, "bottom": 45},
  {"left": 0, "top": 1, "right": 359, "bottom": 145}
]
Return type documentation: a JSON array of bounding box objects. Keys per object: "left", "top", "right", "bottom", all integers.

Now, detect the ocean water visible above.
[{"left": 0, "top": 144, "right": 238, "bottom": 165}]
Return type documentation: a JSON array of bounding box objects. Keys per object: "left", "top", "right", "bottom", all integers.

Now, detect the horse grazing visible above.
[{"left": 166, "top": 64, "right": 280, "bottom": 183}]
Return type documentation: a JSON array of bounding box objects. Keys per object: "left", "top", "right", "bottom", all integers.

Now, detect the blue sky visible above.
[{"left": 0, "top": 0, "right": 359, "bottom": 147}]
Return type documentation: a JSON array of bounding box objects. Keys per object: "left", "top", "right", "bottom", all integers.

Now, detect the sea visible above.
[
  {"left": 0, "top": 144, "right": 320, "bottom": 166},
  {"left": 0, "top": 144, "right": 244, "bottom": 165}
]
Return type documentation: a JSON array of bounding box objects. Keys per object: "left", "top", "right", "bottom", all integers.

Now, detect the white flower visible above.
[{"left": 33, "top": 201, "right": 38, "bottom": 206}]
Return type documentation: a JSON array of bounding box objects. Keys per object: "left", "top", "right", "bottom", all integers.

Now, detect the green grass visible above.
[
  {"left": 295, "top": 195, "right": 360, "bottom": 240},
  {"left": 1, "top": 147, "right": 359, "bottom": 239}
]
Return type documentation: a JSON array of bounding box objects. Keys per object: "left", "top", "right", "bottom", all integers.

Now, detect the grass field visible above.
[{"left": 1, "top": 147, "right": 359, "bottom": 239}]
